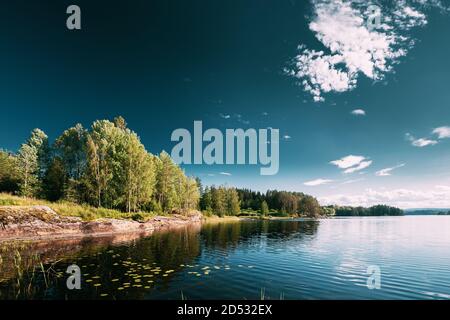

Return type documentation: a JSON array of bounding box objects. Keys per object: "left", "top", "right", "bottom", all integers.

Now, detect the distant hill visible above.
[{"left": 404, "top": 209, "right": 450, "bottom": 216}]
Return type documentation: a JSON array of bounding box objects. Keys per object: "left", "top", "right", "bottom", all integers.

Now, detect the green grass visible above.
[
  {"left": 0, "top": 193, "right": 158, "bottom": 221},
  {"left": 238, "top": 208, "right": 291, "bottom": 218}
]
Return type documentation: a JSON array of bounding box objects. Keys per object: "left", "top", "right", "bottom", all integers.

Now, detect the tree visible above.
[
  {"left": 17, "top": 143, "right": 39, "bottom": 197},
  {"left": 119, "top": 131, "right": 156, "bottom": 212},
  {"left": 54, "top": 123, "right": 87, "bottom": 180},
  {"left": 322, "top": 206, "right": 336, "bottom": 216},
  {"left": 183, "top": 177, "right": 200, "bottom": 211},
  {"left": 114, "top": 116, "right": 127, "bottom": 130},
  {"left": 299, "top": 195, "right": 323, "bottom": 218},
  {"left": 85, "top": 120, "right": 116, "bottom": 207},
  {"left": 226, "top": 188, "right": 241, "bottom": 216},
  {"left": 42, "top": 157, "right": 66, "bottom": 201},
  {"left": 28, "top": 128, "right": 50, "bottom": 181},
  {"left": 200, "top": 186, "right": 213, "bottom": 214},
  {"left": 155, "top": 151, "right": 178, "bottom": 212},
  {"left": 260, "top": 200, "right": 269, "bottom": 217},
  {"left": 211, "top": 186, "right": 227, "bottom": 217},
  {"left": 16, "top": 129, "right": 50, "bottom": 197},
  {"left": 0, "top": 150, "right": 20, "bottom": 193}
]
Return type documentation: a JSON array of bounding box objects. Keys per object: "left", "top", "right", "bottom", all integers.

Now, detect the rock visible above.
[{"left": 0, "top": 205, "right": 203, "bottom": 241}]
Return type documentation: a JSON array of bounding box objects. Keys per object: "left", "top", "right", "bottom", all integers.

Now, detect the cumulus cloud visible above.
[
  {"left": 304, "top": 178, "right": 334, "bottom": 186},
  {"left": 351, "top": 109, "right": 366, "bottom": 116},
  {"left": 433, "top": 126, "right": 450, "bottom": 139},
  {"left": 375, "top": 163, "right": 405, "bottom": 176},
  {"left": 287, "top": 0, "right": 447, "bottom": 101},
  {"left": 330, "top": 155, "right": 372, "bottom": 173},
  {"left": 406, "top": 133, "right": 438, "bottom": 147},
  {"left": 219, "top": 113, "right": 231, "bottom": 119},
  {"left": 319, "top": 185, "right": 450, "bottom": 208},
  {"left": 412, "top": 138, "right": 438, "bottom": 147},
  {"left": 330, "top": 155, "right": 365, "bottom": 169}
]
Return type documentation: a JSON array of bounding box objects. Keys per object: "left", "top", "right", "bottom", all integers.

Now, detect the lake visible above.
[{"left": 1, "top": 216, "right": 450, "bottom": 300}]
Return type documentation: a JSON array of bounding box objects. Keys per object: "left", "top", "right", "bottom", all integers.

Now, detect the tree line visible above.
[
  {"left": 0, "top": 117, "right": 404, "bottom": 218},
  {"left": 325, "top": 205, "right": 404, "bottom": 216},
  {"left": 0, "top": 117, "right": 199, "bottom": 213},
  {"left": 206, "top": 187, "right": 323, "bottom": 217}
]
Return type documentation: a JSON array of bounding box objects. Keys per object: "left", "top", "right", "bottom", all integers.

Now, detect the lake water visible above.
[{"left": 1, "top": 216, "right": 450, "bottom": 300}]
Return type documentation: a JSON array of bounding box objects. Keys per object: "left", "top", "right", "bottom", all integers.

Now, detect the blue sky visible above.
[{"left": 0, "top": 0, "right": 449, "bottom": 208}]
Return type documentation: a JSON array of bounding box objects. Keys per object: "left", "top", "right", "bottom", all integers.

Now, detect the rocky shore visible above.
[{"left": 0, "top": 205, "right": 202, "bottom": 241}]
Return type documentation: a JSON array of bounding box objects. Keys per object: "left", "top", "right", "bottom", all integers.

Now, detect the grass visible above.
[
  {"left": 0, "top": 193, "right": 159, "bottom": 221},
  {"left": 202, "top": 215, "right": 244, "bottom": 223},
  {"left": 238, "top": 208, "right": 292, "bottom": 219}
]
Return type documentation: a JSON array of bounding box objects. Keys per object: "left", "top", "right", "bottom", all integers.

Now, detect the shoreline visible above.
[
  {"left": 1, "top": 205, "right": 396, "bottom": 243},
  {"left": 0, "top": 205, "right": 202, "bottom": 242}
]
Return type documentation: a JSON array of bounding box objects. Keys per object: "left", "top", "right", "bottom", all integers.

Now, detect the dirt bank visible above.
[{"left": 0, "top": 205, "right": 202, "bottom": 241}]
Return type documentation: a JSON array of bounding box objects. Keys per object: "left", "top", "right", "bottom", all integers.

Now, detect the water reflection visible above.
[
  {"left": 1, "top": 217, "right": 449, "bottom": 300},
  {"left": 0, "top": 219, "right": 319, "bottom": 299}
]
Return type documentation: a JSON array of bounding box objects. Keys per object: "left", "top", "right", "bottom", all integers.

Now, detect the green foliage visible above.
[
  {"left": 2, "top": 117, "right": 201, "bottom": 217},
  {"left": 334, "top": 205, "right": 403, "bottom": 216},
  {"left": 236, "top": 189, "right": 322, "bottom": 217},
  {"left": 54, "top": 123, "right": 87, "bottom": 181},
  {"left": 0, "top": 150, "right": 20, "bottom": 193},
  {"left": 321, "top": 206, "right": 336, "bottom": 216},
  {"left": 260, "top": 200, "right": 269, "bottom": 217},
  {"left": 226, "top": 188, "right": 241, "bottom": 216},
  {"left": 42, "top": 157, "right": 66, "bottom": 201},
  {"left": 17, "top": 143, "right": 39, "bottom": 197},
  {"left": 200, "top": 186, "right": 241, "bottom": 217},
  {"left": 298, "top": 195, "right": 323, "bottom": 218}
]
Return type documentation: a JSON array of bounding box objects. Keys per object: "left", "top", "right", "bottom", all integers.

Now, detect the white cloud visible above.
[
  {"left": 406, "top": 132, "right": 438, "bottom": 147},
  {"left": 283, "top": 135, "right": 292, "bottom": 140},
  {"left": 320, "top": 185, "right": 450, "bottom": 209},
  {"left": 433, "top": 126, "right": 450, "bottom": 139},
  {"left": 375, "top": 163, "right": 405, "bottom": 176},
  {"left": 344, "top": 160, "right": 372, "bottom": 173},
  {"left": 304, "top": 178, "right": 333, "bottom": 186},
  {"left": 412, "top": 138, "right": 438, "bottom": 147},
  {"left": 330, "top": 155, "right": 372, "bottom": 173},
  {"left": 351, "top": 109, "right": 366, "bottom": 116},
  {"left": 287, "top": 0, "right": 447, "bottom": 101},
  {"left": 330, "top": 155, "right": 366, "bottom": 169},
  {"left": 340, "top": 178, "right": 364, "bottom": 185},
  {"left": 219, "top": 172, "right": 232, "bottom": 176},
  {"left": 219, "top": 113, "right": 230, "bottom": 119}
]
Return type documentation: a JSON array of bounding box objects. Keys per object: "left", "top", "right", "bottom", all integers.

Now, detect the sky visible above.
[{"left": 0, "top": 0, "right": 449, "bottom": 208}]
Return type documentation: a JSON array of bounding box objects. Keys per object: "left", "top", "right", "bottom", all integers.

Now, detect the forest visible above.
[
  {"left": 0, "top": 117, "right": 403, "bottom": 218},
  {"left": 328, "top": 205, "right": 404, "bottom": 216},
  {"left": 0, "top": 117, "right": 199, "bottom": 214}
]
